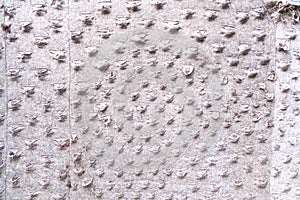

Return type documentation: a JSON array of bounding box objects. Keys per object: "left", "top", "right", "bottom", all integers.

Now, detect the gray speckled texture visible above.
[{"left": 0, "top": 0, "right": 299, "bottom": 199}]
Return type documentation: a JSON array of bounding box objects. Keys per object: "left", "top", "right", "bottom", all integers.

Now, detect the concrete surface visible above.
[{"left": 0, "top": 0, "right": 299, "bottom": 199}]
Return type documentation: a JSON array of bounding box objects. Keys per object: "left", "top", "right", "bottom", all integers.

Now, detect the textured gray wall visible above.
[{"left": 0, "top": 0, "right": 299, "bottom": 199}]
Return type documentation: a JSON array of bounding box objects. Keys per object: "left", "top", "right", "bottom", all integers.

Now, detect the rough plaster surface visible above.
[{"left": 0, "top": 0, "right": 299, "bottom": 199}]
